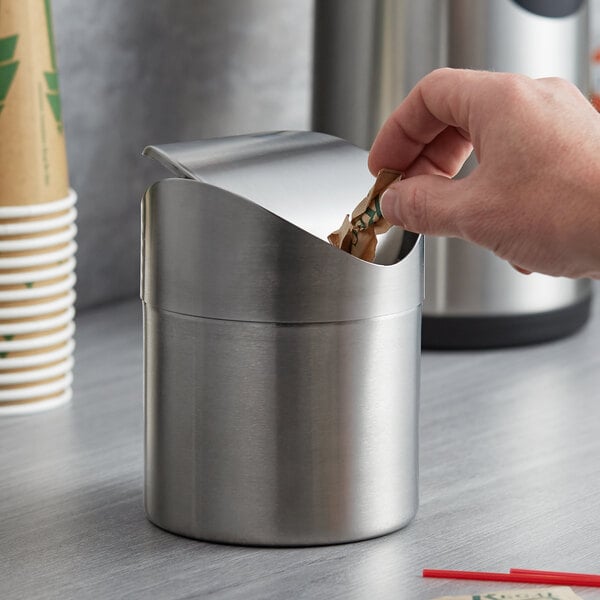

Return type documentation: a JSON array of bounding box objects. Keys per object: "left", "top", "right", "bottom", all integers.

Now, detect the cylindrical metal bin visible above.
[{"left": 141, "top": 131, "right": 423, "bottom": 546}]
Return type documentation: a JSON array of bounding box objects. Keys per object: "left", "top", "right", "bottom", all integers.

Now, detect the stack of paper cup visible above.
[
  {"left": 0, "top": 1, "right": 75, "bottom": 415},
  {"left": 0, "top": 192, "right": 77, "bottom": 415}
]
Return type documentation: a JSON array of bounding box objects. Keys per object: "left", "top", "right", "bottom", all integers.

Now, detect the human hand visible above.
[{"left": 368, "top": 68, "right": 600, "bottom": 279}]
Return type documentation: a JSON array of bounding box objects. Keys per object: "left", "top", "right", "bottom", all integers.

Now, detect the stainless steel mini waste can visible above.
[{"left": 141, "top": 131, "right": 423, "bottom": 546}]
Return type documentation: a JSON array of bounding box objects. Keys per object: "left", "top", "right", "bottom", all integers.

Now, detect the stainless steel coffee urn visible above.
[{"left": 313, "top": 0, "right": 592, "bottom": 348}]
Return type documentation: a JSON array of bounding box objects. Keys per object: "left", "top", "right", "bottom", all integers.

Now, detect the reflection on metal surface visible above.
[{"left": 312, "top": 0, "right": 445, "bottom": 149}]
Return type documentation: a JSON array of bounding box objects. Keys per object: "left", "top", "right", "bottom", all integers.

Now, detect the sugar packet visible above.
[
  {"left": 328, "top": 168, "right": 403, "bottom": 262},
  {"left": 431, "top": 586, "right": 583, "bottom": 600}
]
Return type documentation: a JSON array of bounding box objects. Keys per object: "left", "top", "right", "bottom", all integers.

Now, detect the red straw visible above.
[
  {"left": 422, "top": 569, "right": 600, "bottom": 587},
  {"left": 511, "top": 568, "right": 600, "bottom": 582}
]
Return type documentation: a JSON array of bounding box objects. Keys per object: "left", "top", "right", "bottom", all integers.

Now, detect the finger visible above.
[
  {"left": 403, "top": 126, "right": 473, "bottom": 178},
  {"left": 380, "top": 174, "right": 470, "bottom": 237},
  {"left": 368, "top": 68, "right": 492, "bottom": 175}
]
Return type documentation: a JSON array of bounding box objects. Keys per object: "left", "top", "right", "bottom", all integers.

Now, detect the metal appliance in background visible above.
[
  {"left": 141, "top": 131, "right": 423, "bottom": 545},
  {"left": 313, "top": 0, "right": 592, "bottom": 349}
]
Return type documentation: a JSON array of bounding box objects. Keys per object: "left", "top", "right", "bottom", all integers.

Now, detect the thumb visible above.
[{"left": 380, "top": 174, "right": 469, "bottom": 237}]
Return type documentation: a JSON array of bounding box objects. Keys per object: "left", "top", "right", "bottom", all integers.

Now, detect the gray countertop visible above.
[{"left": 2, "top": 286, "right": 600, "bottom": 600}]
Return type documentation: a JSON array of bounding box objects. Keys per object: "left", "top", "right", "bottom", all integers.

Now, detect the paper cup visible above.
[
  {"left": 0, "top": 273, "right": 76, "bottom": 301},
  {"left": 0, "top": 0, "right": 74, "bottom": 418},
  {"left": 0, "top": 273, "right": 69, "bottom": 292},
  {"left": 0, "top": 356, "right": 73, "bottom": 385},
  {"left": 0, "top": 208, "right": 68, "bottom": 226},
  {"left": 0, "top": 207, "right": 76, "bottom": 235},
  {"left": 0, "top": 307, "right": 71, "bottom": 324},
  {"left": 0, "top": 241, "right": 76, "bottom": 270},
  {"left": 0, "top": 339, "right": 75, "bottom": 370},
  {"left": 0, "top": 322, "right": 75, "bottom": 355},
  {"left": 0, "top": 241, "right": 69, "bottom": 260},
  {"left": 0, "top": 304, "right": 73, "bottom": 322},
  {"left": 0, "top": 371, "right": 72, "bottom": 396},
  {"left": 0, "top": 388, "right": 72, "bottom": 416},
  {"left": 0, "top": 2, "right": 69, "bottom": 206},
  {"left": 0, "top": 270, "right": 75, "bottom": 292},
  {"left": 0, "top": 290, "right": 75, "bottom": 319},
  {"left": 0, "top": 222, "right": 73, "bottom": 241},
  {"left": 0, "top": 191, "right": 76, "bottom": 224},
  {"left": 0, "top": 191, "right": 77, "bottom": 218},
  {"left": 0, "top": 306, "right": 74, "bottom": 335},
  {"left": 0, "top": 289, "right": 74, "bottom": 309},
  {"left": 0, "top": 224, "right": 76, "bottom": 253},
  {"left": 0, "top": 257, "right": 75, "bottom": 287}
]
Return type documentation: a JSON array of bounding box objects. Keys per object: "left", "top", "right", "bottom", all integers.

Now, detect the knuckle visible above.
[
  {"left": 497, "top": 73, "right": 532, "bottom": 104},
  {"left": 429, "top": 67, "right": 454, "bottom": 81},
  {"left": 543, "top": 76, "right": 574, "bottom": 91},
  {"left": 537, "top": 76, "right": 580, "bottom": 101},
  {"left": 421, "top": 67, "right": 454, "bottom": 91}
]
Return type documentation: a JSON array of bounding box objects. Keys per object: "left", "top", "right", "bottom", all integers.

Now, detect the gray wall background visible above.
[{"left": 52, "top": 0, "right": 314, "bottom": 310}]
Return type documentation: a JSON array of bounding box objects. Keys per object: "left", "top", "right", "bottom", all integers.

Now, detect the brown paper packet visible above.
[
  {"left": 328, "top": 168, "right": 403, "bottom": 262},
  {"left": 0, "top": 0, "right": 69, "bottom": 205}
]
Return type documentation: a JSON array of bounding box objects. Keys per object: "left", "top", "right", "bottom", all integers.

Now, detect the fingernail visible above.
[{"left": 511, "top": 263, "right": 532, "bottom": 275}]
